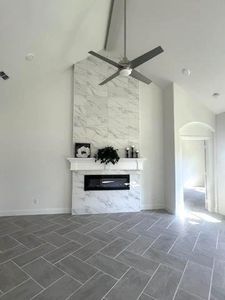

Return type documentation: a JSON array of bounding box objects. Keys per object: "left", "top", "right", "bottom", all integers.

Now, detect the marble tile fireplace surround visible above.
[
  {"left": 68, "top": 158, "right": 144, "bottom": 214},
  {"left": 69, "top": 54, "right": 144, "bottom": 215}
]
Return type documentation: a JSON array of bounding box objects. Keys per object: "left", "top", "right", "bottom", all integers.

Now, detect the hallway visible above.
[{"left": 184, "top": 187, "right": 206, "bottom": 212}]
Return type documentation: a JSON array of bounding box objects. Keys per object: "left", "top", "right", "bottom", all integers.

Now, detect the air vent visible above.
[{"left": 0, "top": 71, "right": 9, "bottom": 80}]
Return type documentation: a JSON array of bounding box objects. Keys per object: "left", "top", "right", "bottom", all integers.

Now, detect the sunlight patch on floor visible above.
[{"left": 185, "top": 210, "right": 221, "bottom": 224}]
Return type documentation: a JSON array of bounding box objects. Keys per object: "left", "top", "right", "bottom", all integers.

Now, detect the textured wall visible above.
[{"left": 73, "top": 56, "right": 140, "bottom": 157}]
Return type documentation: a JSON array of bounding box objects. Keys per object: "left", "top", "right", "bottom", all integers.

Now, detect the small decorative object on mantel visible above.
[
  {"left": 125, "top": 147, "right": 129, "bottom": 158},
  {"left": 125, "top": 146, "right": 140, "bottom": 158},
  {"left": 94, "top": 146, "right": 120, "bottom": 165},
  {"left": 75, "top": 143, "right": 91, "bottom": 158},
  {"left": 131, "top": 145, "right": 135, "bottom": 158}
]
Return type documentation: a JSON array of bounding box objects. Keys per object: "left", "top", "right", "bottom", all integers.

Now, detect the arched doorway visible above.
[{"left": 176, "top": 122, "right": 216, "bottom": 216}]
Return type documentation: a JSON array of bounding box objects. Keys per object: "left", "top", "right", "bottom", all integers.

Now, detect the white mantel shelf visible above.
[{"left": 67, "top": 158, "right": 146, "bottom": 171}]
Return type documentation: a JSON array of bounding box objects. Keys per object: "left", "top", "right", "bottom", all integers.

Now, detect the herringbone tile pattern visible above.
[{"left": 0, "top": 210, "right": 225, "bottom": 299}]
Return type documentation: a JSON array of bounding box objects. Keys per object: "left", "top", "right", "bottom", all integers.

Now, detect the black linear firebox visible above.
[{"left": 84, "top": 174, "right": 130, "bottom": 191}]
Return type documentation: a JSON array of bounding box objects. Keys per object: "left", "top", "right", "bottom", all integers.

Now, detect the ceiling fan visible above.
[{"left": 88, "top": 0, "right": 164, "bottom": 85}]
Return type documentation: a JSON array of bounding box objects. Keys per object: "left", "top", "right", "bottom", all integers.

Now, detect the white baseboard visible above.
[
  {"left": 0, "top": 206, "right": 172, "bottom": 217},
  {"left": 0, "top": 208, "right": 71, "bottom": 217}
]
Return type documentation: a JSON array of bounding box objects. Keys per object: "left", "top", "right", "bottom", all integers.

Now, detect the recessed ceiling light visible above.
[
  {"left": 212, "top": 92, "right": 220, "bottom": 98},
  {"left": 25, "top": 53, "right": 35, "bottom": 61},
  {"left": 182, "top": 68, "right": 191, "bottom": 76}
]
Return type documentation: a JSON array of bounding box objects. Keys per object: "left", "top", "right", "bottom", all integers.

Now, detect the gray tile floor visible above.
[{"left": 0, "top": 210, "right": 225, "bottom": 299}]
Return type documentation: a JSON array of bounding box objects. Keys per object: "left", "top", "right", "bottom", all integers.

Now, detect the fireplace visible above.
[{"left": 84, "top": 174, "right": 130, "bottom": 191}]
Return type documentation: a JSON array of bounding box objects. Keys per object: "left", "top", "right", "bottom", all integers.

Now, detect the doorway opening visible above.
[{"left": 181, "top": 139, "right": 207, "bottom": 213}]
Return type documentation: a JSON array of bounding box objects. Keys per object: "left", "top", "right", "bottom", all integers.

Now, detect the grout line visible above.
[
  {"left": 137, "top": 264, "right": 161, "bottom": 300},
  {"left": 148, "top": 216, "right": 162, "bottom": 227},
  {"left": 192, "top": 231, "right": 201, "bottom": 252},
  {"left": 104, "top": 221, "right": 124, "bottom": 233},
  {"left": 141, "top": 294, "right": 157, "bottom": 300},
  {"left": 177, "top": 288, "right": 205, "bottom": 300},
  {"left": 106, "top": 215, "right": 143, "bottom": 233},
  {"left": 64, "top": 269, "right": 115, "bottom": 300},
  {"left": 0, "top": 278, "right": 30, "bottom": 297},
  {"left": 79, "top": 223, "right": 108, "bottom": 234},
  {"left": 167, "top": 235, "right": 179, "bottom": 254},
  {"left": 74, "top": 239, "right": 120, "bottom": 262},
  {"left": 7, "top": 234, "right": 30, "bottom": 250},
  {"left": 216, "top": 230, "right": 219, "bottom": 250},
  {"left": 20, "top": 256, "right": 44, "bottom": 268},
  {"left": 1, "top": 234, "right": 24, "bottom": 251},
  {"left": 142, "top": 234, "right": 162, "bottom": 256},
  {"left": 73, "top": 232, "right": 136, "bottom": 263},
  {"left": 29, "top": 270, "right": 87, "bottom": 300},
  {"left": 43, "top": 239, "right": 83, "bottom": 257},
  {"left": 12, "top": 242, "right": 57, "bottom": 267},
  {"left": 12, "top": 260, "right": 45, "bottom": 290},
  {"left": 146, "top": 217, "right": 164, "bottom": 231},
  {"left": 58, "top": 251, "right": 119, "bottom": 282},
  {"left": 50, "top": 251, "right": 78, "bottom": 266},
  {"left": 0, "top": 244, "right": 35, "bottom": 266},
  {"left": 172, "top": 260, "right": 189, "bottom": 300},
  {"left": 65, "top": 227, "right": 118, "bottom": 245},
  {"left": 208, "top": 258, "right": 215, "bottom": 300},
  {"left": 85, "top": 234, "right": 118, "bottom": 245},
  {"left": 126, "top": 219, "right": 147, "bottom": 232},
  {"left": 29, "top": 275, "right": 67, "bottom": 300},
  {"left": 72, "top": 239, "right": 99, "bottom": 256},
  {"left": 99, "top": 267, "right": 132, "bottom": 300},
  {"left": 114, "top": 236, "right": 140, "bottom": 259}
]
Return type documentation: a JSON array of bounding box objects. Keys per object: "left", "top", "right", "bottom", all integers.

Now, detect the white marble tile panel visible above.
[
  {"left": 72, "top": 172, "right": 141, "bottom": 215},
  {"left": 72, "top": 53, "right": 140, "bottom": 214}
]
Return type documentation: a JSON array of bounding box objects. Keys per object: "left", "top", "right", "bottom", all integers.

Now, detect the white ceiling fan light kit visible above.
[
  {"left": 119, "top": 68, "right": 132, "bottom": 77},
  {"left": 88, "top": 0, "right": 164, "bottom": 85}
]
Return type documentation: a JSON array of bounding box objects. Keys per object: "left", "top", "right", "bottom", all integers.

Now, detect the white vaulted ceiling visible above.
[
  {"left": 108, "top": 0, "right": 225, "bottom": 113},
  {"left": 0, "top": 0, "right": 111, "bottom": 89},
  {"left": 1, "top": 0, "right": 225, "bottom": 113}
]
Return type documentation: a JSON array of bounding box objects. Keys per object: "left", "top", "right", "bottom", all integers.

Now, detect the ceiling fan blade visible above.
[
  {"left": 99, "top": 71, "right": 120, "bottom": 85},
  {"left": 89, "top": 51, "right": 121, "bottom": 69},
  {"left": 130, "top": 70, "right": 152, "bottom": 84},
  {"left": 130, "top": 46, "right": 164, "bottom": 69}
]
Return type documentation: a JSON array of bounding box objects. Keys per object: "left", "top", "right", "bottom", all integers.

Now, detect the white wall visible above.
[
  {"left": 162, "top": 83, "right": 215, "bottom": 214},
  {"left": 0, "top": 1, "right": 111, "bottom": 216},
  {"left": 182, "top": 140, "right": 205, "bottom": 188},
  {"left": 173, "top": 83, "right": 215, "bottom": 132},
  {"left": 216, "top": 113, "right": 225, "bottom": 214},
  {"left": 173, "top": 83, "right": 215, "bottom": 214},
  {"left": 140, "top": 82, "right": 165, "bottom": 210},
  {"left": 0, "top": 71, "right": 73, "bottom": 215},
  {"left": 163, "top": 84, "right": 176, "bottom": 213}
]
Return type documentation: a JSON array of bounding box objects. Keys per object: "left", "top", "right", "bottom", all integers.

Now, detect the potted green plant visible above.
[{"left": 94, "top": 146, "right": 120, "bottom": 165}]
